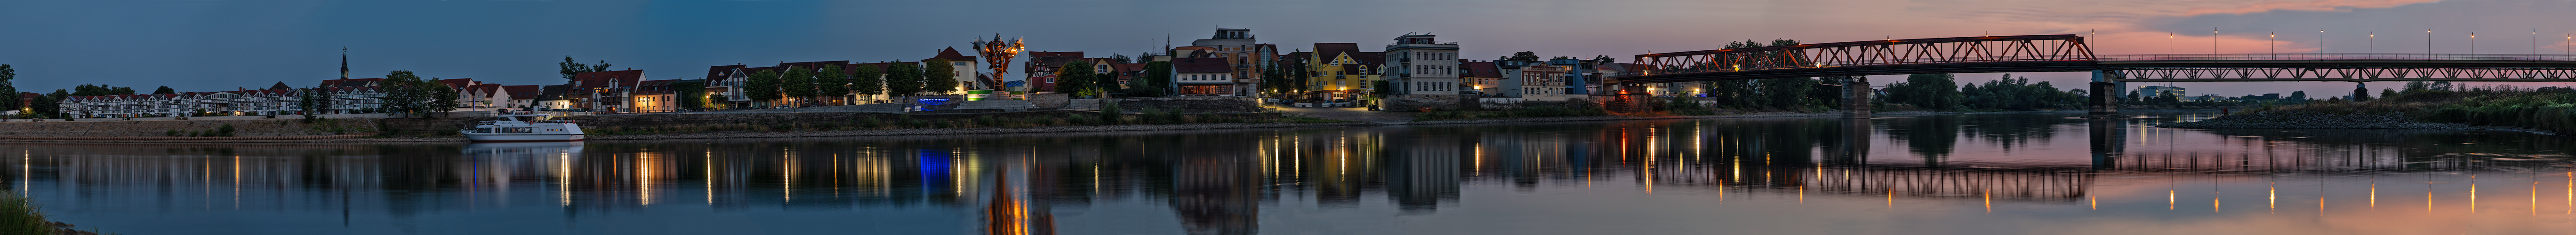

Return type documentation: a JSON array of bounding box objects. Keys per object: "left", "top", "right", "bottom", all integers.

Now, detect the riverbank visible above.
[
  {"left": 2156, "top": 87, "right": 2576, "bottom": 134},
  {"left": 0, "top": 110, "right": 2010, "bottom": 143}
]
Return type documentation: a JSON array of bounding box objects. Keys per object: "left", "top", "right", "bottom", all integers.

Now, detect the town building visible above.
[
  {"left": 502, "top": 85, "right": 540, "bottom": 109},
  {"left": 1381, "top": 34, "right": 1465, "bottom": 110},
  {"left": 703, "top": 64, "right": 751, "bottom": 109},
  {"left": 1460, "top": 60, "right": 1503, "bottom": 95},
  {"left": 2140, "top": 86, "right": 2186, "bottom": 97},
  {"left": 570, "top": 70, "right": 645, "bottom": 112},
  {"left": 1297, "top": 43, "right": 1382, "bottom": 101},
  {"left": 1498, "top": 60, "right": 1570, "bottom": 101},
  {"left": 1023, "top": 51, "right": 1085, "bottom": 93},
  {"left": 58, "top": 85, "right": 305, "bottom": 118},
  {"left": 1187, "top": 28, "right": 1277, "bottom": 97},
  {"left": 316, "top": 78, "right": 389, "bottom": 114},
  {"left": 536, "top": 85, "right": 572, "bottom": 110},
  {"left": 927, "top": 47, "right": 982, "bottom": 92},
  {"left": 1173, "top": 57, "right": 1236, "bottom": 96},
  {"left": 630, "top": 79, "right": 679, "bottom": 113}
]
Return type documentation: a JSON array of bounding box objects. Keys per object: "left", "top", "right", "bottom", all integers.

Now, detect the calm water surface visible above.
[{"left": 9, "top": 113, "right": 2576, "bottom": 235}]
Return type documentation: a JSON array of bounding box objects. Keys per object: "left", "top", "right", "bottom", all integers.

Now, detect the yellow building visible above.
[{"left": 1292, "top": 43, "right": 1381, "bottom": 101}]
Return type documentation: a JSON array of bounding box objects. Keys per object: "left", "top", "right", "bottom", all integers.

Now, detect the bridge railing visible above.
[{"left": 2096, "top": 53, "right": 2576, "bottom": 61}]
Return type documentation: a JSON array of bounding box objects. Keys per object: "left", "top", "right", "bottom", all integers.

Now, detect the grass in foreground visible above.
[{"left": 2245, "top": 85, "right": 2576, "bottom": 133}]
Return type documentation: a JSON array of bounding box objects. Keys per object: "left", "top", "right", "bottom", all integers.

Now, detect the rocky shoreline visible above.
[
  {"left": 2156, "top": 112, "right": 2473, "bottom": 129},
  {"left": 1, "top": 110, "right": 2010, "bottom": 143}
]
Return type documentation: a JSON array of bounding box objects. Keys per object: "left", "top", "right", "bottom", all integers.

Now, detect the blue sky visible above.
[{"left": 2, "top": 0, "right": 2570, "bottom": 97}]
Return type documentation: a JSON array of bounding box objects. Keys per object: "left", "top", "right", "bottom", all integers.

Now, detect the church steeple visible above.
[{"left": 339, "top": 47, "right": 349, "bottom": 79}]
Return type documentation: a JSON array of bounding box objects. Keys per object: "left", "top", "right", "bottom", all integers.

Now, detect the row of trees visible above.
[
  {"left": 1883, "top": 73, "right": 2088, "bottom": 110},
  {"left": 737, "top": 59, "right": 961, "bottom": 107},
  {"left": 1694, "top": 39, "right": 1849, "bottom": 111}
]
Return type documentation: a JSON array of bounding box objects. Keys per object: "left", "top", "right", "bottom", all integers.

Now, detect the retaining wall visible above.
[{"left": 1111, "top": 97, "right": 1263, "bottom": 113}]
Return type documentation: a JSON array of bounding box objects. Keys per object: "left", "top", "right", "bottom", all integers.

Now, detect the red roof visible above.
[
  {"left": 318, "top": 78, "right": 385, "bottom": 87},
  {"left": 706, "top": 64, "right": 747, "bottom": 80},
  {"left": 573, "top": 70, "right": 646, "bottom": 91},
  {"left": 928, "top": 47, "right": 977, "bottom": 62},
  {"left": 435, "top": 78, "right": 479, "bottom": 88},
  {"left": 635, "top": 79, "right": 680, "bottom": 95},
  {"left": 1463, "top": 60, "right": 1502, "bottom": 78},
  {"left": 1172, "top": 57, "right": 1233, "bottom": 73},
  {"left": 503, "top": 85, "right": 541, "bottom": 97}
]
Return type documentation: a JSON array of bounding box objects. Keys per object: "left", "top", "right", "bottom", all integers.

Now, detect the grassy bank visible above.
[
  {"left": 0, "top": 191, "right": 106, "bottom": 235},
  {"left": 2241, "top": 86, "right": 2576, "bottom": 133}
]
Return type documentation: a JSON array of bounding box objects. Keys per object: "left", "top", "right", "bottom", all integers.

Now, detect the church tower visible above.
[{"left": 339, "top": 47, "right": 349, "bottom": 79}]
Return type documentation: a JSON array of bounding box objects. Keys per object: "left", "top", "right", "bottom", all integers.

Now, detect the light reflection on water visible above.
[{"left": 5, "top": 112, "right": 2576, "bottom": 235}]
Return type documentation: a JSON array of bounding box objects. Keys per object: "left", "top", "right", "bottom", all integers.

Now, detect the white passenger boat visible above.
[{"left": 460, "top": 114, "right": 585, "bottom": 142}]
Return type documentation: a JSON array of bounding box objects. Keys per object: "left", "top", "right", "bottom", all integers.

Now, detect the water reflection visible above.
[{"left": 5, "top": 113, "right": 2575, "bottom": 234}]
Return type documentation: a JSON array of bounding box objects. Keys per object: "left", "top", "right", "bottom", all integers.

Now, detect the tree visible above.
[
  {"left": 743, "top": 69, "right": 782, "bottom": 105},
  {"left": 1592, "top": 55, "right": 1618, "bottom": 64},
  {"left": 674, "top": 80, "right": 707, "bottom": 110},
  {"left": 1758, "top": 76, "right": 1814, "bottom": 109},
  {"left": 923, "top": 59, "right": 960, "bottom": 95},
  {"left": 559, "top": 56, "right": 613, "bottom": 81},
  {"left": 1501, "top": 51, "right": 1541, "bottom": 62},
  {"left": 816, "top": 64, "right": 850, "bottom": 102},
  {"left": 1111, "top": 54, "right": 1134, "bottom": 64},
  {"left": 1128, "top": 61, "right": 1172, "bottom": 97},
  {"left": 297, "top": 87, "right": 326, "bottom": 115},
  {"left": 378, "top": 70, "right": 430, "bottom": 117},
  {"left": 1057, "top": 61, "right": 1099, "bottom": 97},
  {"left": 424, "top": 78, "right": 461, "bottom": 115},
  {"left": 780, "top": 65, "right": 816, "bottom": 102},
  {"left": 0, "top": 64, "right": 14, "bottom": 110},
  {"left": 2287, "top": 91, "right": 2308, "bottom": 101},
  {"left": 883, "top": 63, "right": 924, "bottom": 97},
  {"left": 1884, "top": 73, "right": 1963, "bottom": 110},
  {"left": 849, "top": 64, "right": 884, "bottom": 100},
  {"left": 152, "top": 86, "right": 174, "bottom": 94}
]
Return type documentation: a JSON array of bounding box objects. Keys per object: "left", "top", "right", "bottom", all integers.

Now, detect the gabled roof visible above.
[
  {"left": 538, "top": 85, "right": 570, "bottom": 100},
  {"left": 928, "top": 47, "right": 977, "bottom": 62},
  {"left": 1312, "top": 43, "right": 1360, "bottom": 62},
  {"left": 573, "top": 70, "right": 645, "bottom": 90},
  {"left": 435, "top": 78, "right": 479, "bottom": 89},
  {"left": 1349, "top": 52, "right": 1384, "bottom": 65},
  {"left": 778, "top": 61, "right": 850, "bottom": 71},
  {"left": 706, "top": 64, "right": 748, "bottom": 80},
  {"left": 269, "top": 82, "right": 292, "bottom": 90},
  {"left": 1172, "top": 57, "right": 1233, "bottom": 73},
  {"left": 318, "top": 78, "right": 384, "bottom": 87},
  {"left": 1463, "top": 60, "right": 1502, "bottom": 78},
  {"left": 635, "top": 79, "right": 680, "bottom": 95},
  {"left": 1281, "top": 51, "right": 1312, "bottom": 62},
  {"left": 503, "top": 85, "right": 541, "bottom": 98}
]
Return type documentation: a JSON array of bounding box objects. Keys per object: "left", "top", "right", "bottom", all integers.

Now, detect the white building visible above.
[
  {"left": 58, "top": 87, "right": 307, "bottom": 118},
  {"left": 1384, "top": 34, "right": 1462, "bottom": 95},
  {"left": 1497, "top": 60, "right": 1571, "bottom": 101},
  {"left": 1188, "top": 28, "right": 1276, "bottom": 97}
]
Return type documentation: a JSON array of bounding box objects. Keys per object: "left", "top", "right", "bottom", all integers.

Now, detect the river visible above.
[{"left": 5, "top": 112, "right": 2574, "bottom": 235}]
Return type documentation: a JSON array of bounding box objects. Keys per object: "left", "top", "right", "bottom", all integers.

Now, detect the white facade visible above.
[
  {"left": 58, "top": 89, "right": 309, "bottom": 118},
  {"left": 1385, "top": 34, "right": 1461, "bottom": 95},
  {"left": 1499, "top": 61, "right": 1570, "bottom": 102}
]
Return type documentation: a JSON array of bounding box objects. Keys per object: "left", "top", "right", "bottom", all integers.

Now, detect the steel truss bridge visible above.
[{"left": 1615, "top": 34, "right": 2576, "bottom": 84}]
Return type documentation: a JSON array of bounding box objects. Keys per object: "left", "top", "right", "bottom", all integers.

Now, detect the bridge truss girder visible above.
[
  {"left": 1625, "top": 34, "right": 2093, "bottom": 84},
  {"left": 2108, "top": 67, "right": 2576, "bottom": 82}
]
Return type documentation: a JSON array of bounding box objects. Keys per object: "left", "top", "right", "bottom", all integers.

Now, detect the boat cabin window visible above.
[
  {"left": 476, "top": 128, "right": 493, "bottom": 133},
  {"left": 504, "top": 127, "right": 534, "bottom": 133}
]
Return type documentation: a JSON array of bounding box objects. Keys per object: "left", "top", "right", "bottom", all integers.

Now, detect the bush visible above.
[
  {"left": 217, "top": 124, "right": 236, "bottom": 137},
  {"left": 0, "top": 191, "right": 54, "bottom": 235}
]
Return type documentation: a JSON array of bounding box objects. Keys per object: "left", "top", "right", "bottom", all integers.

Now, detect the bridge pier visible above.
[
  {"left": 2087, "top": 70, "right": 2119, "bottom": 118},
  {"left": 1843, "top": 76, "right": 1871, "bottom": 119}
]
